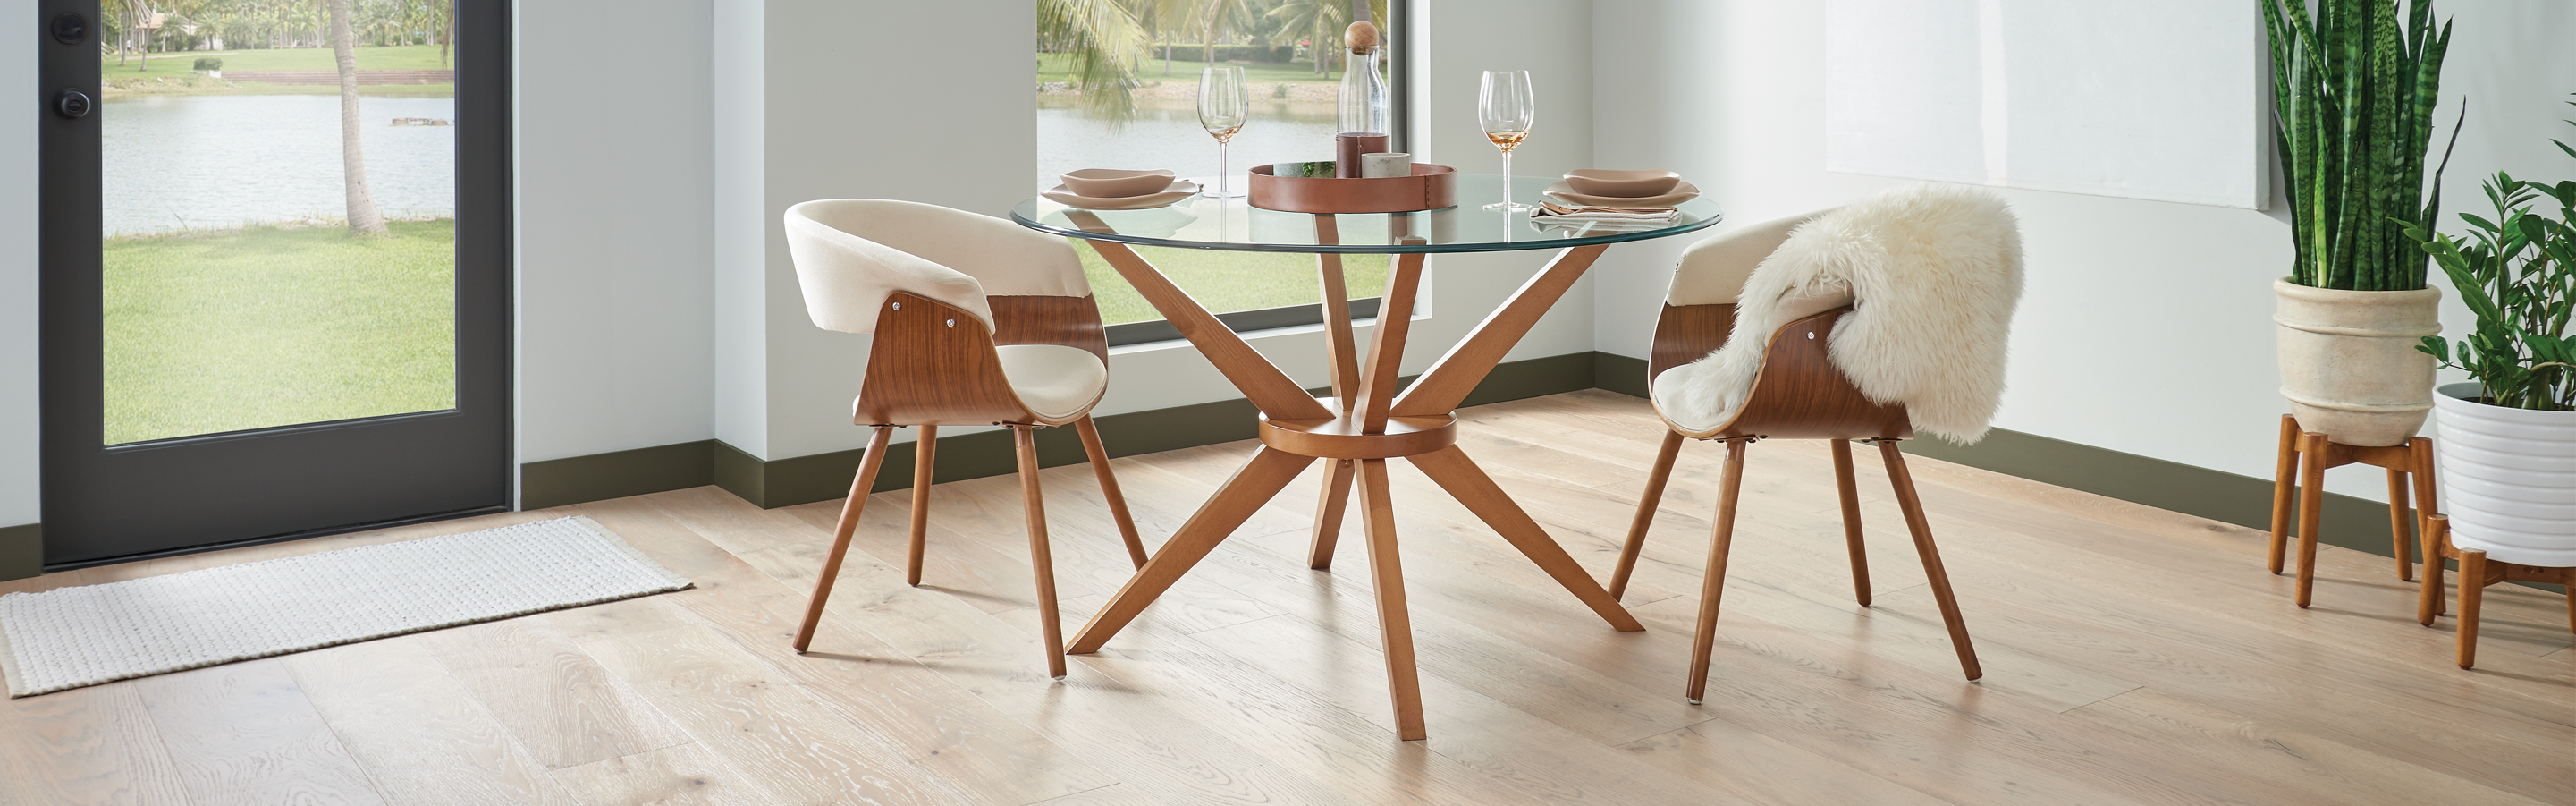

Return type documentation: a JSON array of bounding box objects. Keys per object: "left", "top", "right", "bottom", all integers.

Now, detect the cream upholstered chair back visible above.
[
  {"left": 783, "top": 199, "right": 1092, "bottom": 335},
  {"left": 1664, "top": 208, "right": 1838, "bottom": 306}
]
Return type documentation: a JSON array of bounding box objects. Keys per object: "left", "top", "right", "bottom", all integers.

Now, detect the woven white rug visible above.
[{"left": 0, "top": 516, "right": 691, "bottom": 697}]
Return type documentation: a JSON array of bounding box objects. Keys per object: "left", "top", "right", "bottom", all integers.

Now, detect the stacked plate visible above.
[
  {"left": 1543, "top": 169, "right": 1700, "bottom": 208},
  {"left": 1043, "top": 169, "right": 1200, "bottom": 210}
]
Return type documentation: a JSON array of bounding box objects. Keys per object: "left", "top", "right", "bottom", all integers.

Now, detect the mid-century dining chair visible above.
[
  {"left": 782, "top": 199, "right": 1148, "bottom": 678},
  {"left": 1610, "top": 187, "right": 2021, "bottom": 702}
]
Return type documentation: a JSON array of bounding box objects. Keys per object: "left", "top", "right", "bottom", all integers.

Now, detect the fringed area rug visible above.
[{"left": 0, "top": 516, "right": 691, "bottom": 697}]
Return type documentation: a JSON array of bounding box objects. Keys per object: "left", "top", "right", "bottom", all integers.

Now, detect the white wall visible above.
[
  {"left": 1589, "top": 1, "right": 2576, "bottom": 502},
  {"left": 731, "top": 0, "right": 1605, "bottom": 464},
  {"left": 0, "top": 23, "right": 36, "bottom": 530},
  {"left": 515, "top": 0, "right": 718, "bottom": 473}
]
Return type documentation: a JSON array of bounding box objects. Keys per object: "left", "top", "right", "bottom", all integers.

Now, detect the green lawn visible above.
[
  {"left": 102, "top": 44, "right": 456, "bottom": 95},
  {"left": 1074, "top": 240, "right": 1390, "bottom": 325},
  {"left": 103, "top": 220, "right": 455, "bottom": 445},
  {"left": 1039, "top": 52, "right": 1347, "bottom": 86}
]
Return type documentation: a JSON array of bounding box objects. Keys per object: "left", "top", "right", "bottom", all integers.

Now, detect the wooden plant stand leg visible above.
[
  {"left": 2269, "top": 414, "right": 2299, "bottom": 574},
  {"left": 1310, "top": 459, "right": 1356, "bottom": 570},
  {"left": 2408, "top": 437, "right": 2440, "bottom": 613},
  {"left": 1014, "top": 427, "right": 1068, "bottom": 679},
  {"left": 1879, "top": 439, "right": 1981, "bottom": 682},
  {"left": 797, "top": 426, "right": 893, "bottom": 653},
  {"left": 1831, "top": 438, "right": 1873, "bottom": 607},
  {"left": 2419, "top": 516, "right": 2449, "bottom": 627},
  {"left": 1074, "top": 416, "right": 1147, "bottom": 570},
  {"left": 2385, "top": 466, "right": 2416, "bottom": 582},
  {"left": 907, "top": 425, "right": 937, "bottom": 587},
  {"left": 2456, "top": 549, "right": 2487, "bottom": 669},
  {"left": 2294, "top": 430, "right": 2329, "bottom": 608},
  {"left": 1356, "top": 457, "right": 1426, "bottom": 740},
  {"left": 1609, "top": 430, "right": 1685, "bottom": 601},
  {"left": 1686, "top": 438, "right": 1752, "bottom": 704}
]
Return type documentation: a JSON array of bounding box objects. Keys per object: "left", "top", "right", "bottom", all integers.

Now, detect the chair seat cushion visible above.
[{"left": 996, "top": 344, "right": 1109, "bottom": 421}]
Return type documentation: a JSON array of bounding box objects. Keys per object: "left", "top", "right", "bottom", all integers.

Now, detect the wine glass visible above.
[
  {"left": 1479, "top": 70, "right": 1537, "bottom": 211},
  {"left": 1198, "top": 65, "right": 1249, "bottom": 198}
]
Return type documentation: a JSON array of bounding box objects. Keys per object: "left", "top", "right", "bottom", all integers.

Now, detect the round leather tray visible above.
[{"left": 1248, "top": 163, "right": 1458, "bottom": 214}]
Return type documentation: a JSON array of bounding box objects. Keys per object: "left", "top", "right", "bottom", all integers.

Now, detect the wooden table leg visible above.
[
  {"left": 1310, "top": 459, "right": 1356, "bottom": 569},
  {"left": 1356, "top": 457, "right": 1427, "bottom": 740},
  {"left": 1065, "top": 447, "right": 1315, "bottom": 654},
  {"left": 1410, "top": 445, "right": 1644, "bottom": 632},
  {"left": 1308, "top": 216, "right": 1362, "bottom": 570},
  {"left": 1391, "top": 245, "right": 1609, "bottom": 418}
]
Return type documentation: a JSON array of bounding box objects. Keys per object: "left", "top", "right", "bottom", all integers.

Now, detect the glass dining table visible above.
[{"left": 1010, "top": 174, "right": 1722, "bottom": 740}]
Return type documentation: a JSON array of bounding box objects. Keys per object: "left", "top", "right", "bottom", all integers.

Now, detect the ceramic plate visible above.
[
  {"left": 1542, "top": 180, "right": 1700, "bottom": 208},
  {"left": 1042, "top": 180, "right": 1201, "bottom": 210}
]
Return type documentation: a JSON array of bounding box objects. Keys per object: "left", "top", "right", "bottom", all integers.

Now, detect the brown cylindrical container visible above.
[
  {"left": 1335, "top": 133, "right": 1390, "bottom": 178},
  {"left": 1249, "top": 163, "right": 1458, "bottom": 213}
]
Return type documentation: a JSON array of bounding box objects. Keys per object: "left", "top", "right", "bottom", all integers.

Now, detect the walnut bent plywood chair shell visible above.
[
  {"left": 1609, "top": 210, "right": 1983, "bottom": 704},
  {"left": 782, "top": 199, "right": 1147, "bottom": 678}
]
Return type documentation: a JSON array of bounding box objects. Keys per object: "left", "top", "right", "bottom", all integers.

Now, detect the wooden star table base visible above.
[{"left": 1058, "top": 210, "right": 1644, "bottom": 740}]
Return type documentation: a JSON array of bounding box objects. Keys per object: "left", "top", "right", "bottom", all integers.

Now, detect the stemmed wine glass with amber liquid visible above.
[
  {"left": 1479, "top": 70, "right": 1536, "bottom": 211},
  {"left": 1198, "top": 65, "right": 1248, "bottom": 198}
]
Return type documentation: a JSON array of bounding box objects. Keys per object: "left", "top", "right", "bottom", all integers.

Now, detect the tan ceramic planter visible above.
[{"left": 2274, "top": 277, "right": 2440, "bottom": 446}]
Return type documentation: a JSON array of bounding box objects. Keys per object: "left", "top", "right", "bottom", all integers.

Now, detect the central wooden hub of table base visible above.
[{"left": 1258, "top": 409, "right": 1457, "bottom": 459}]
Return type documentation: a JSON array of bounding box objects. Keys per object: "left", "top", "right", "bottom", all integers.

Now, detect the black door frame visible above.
[{"left": 37, "top": 0, "right": 512, "bottom": 570}]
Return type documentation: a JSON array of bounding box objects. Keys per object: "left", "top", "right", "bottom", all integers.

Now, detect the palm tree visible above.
[
  {"left": 1037, "top": 0, "right": 1146, "bottom": 123},
  {"left": 328, "top": 0, "right": 387, "bottom": 233},
  {"left": 1266, "top": 0, "right": 1382, "bottom": 76}
]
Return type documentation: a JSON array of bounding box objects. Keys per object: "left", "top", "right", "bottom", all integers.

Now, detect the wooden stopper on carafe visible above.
[{"left": 1346, "top": 21, "right": 1380, "bottom": 54}]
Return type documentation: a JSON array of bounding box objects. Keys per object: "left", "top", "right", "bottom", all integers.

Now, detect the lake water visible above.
[
  {"left": 103, "top": 94, "right": 457, "bottom": 235},
  {"left": 1038, "top": 98, "right": 1340, "bottom": 191}
]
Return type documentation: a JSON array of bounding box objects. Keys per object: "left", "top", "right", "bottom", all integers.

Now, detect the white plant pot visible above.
[
  {"left": 2434, "top": 382, "right": 2576, "bottom": 567},
  {"left": 2275, "top": 277, "right": 2440, "bottom": 445}
]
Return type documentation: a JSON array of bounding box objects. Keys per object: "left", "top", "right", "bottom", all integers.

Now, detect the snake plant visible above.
[{"left": 2259, "top": 0, "right": 2455, "bottom": 291}]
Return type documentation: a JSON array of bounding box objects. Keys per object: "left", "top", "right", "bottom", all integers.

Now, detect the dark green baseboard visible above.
[
  {"left": 515, "top": 350, "right": 2558, "bottom": 594},
  {"left": 0, "top": 522, "right": 39, "bottom": 581}
]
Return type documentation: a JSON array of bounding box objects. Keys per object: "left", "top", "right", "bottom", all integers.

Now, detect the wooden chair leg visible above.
[
  {"left": 1310, "top": 459, "right": 1357, "bottom": 570},
  {"left": 2386, "top": 466, "right": 2415, "bottom": 582},
  {"left": 1356, "top": 458, "right": 1426, "bottom": 740},
  {"left": 1879, "top": 440, "right": 1982, "bottom": 682},
  {"left": 1075, "top": 416, "right": 1148, "bottom": 570},
  {"left": 1015, "top": 427, "right": 1068, "bottom": 679},
  {"left": 2294, "top": 430, "right": 2328, "bottom": 608},
  {"left": 1610, "top": 430, "right": 1685, "bottom": 601},
  {"left": 2456, "top": 549, "right": 2487, "bottom": 669},
  {"left": 797, "top": 426, "right": 893, "bottom": 653},
  {"left": 1686, "top": 438, "right": 1750, "bottom": 705},
  {"left": 1830, "top": 438, "right": 1873, "bottom": 607},
  {"left": 2269, "top": 414, "right": 2299, "bottom": 574},
  {"left": 907, "top": 425, "right": 937, "bottom": 587}
]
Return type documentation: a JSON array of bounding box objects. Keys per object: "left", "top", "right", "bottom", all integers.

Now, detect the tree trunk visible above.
[
  {"left": 330, "top": 0, "right": 387, "bottom": 234},
  {"left": 1161, "top": 42, "right": 1170, "bottom": 75},
  {"left": 440, "top": 0, "right": 455, "bottom": 68}
]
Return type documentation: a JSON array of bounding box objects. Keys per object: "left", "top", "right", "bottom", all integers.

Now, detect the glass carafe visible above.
[{"left": 1336, "top": 21, "right": 1389, "bottom": 178}]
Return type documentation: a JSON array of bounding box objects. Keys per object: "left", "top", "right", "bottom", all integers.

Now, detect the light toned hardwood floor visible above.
[{"left": 4, "top": 390, "right": 2571, "bottom": 806}]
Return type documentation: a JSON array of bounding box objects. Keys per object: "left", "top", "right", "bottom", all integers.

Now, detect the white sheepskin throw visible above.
[{"left": 1660, "top": 184, "right": 2023, "bottom": 443}]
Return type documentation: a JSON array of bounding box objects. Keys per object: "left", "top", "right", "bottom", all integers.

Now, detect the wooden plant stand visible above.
[
  {"left": 2266, "top": 414, "right": 2436, "bottom": 608},
  {"left": 2415, "top": 514, "right": 2576, "bottom": 668}
]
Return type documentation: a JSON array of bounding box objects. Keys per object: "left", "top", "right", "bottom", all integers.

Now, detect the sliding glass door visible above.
[{"left": 38, "top": 0, "right": 510, "bottom": 567}]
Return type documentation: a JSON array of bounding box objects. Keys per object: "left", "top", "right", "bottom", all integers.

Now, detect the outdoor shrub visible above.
[
  {"left": 193, "top": 57, "right": 222, "bottom": 72},
  {"left": 1154, "top": 44, "right": 1294, "bottom": 64}
]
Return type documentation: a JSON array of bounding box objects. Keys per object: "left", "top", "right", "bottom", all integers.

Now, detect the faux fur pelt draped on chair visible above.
[{"left": 1659, "top": 184, "right": 2024, "bottom": 443}]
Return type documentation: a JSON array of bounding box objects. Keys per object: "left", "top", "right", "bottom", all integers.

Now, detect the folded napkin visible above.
[{"left": 1531, "top": 201, "right": 1681, "bottom": 226}]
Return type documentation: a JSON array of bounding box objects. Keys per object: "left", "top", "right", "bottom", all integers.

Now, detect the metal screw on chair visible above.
[
  {"left": 1806, "top": 331, "right": 1816, "bottom": 339},
  {"left": 891, "top": 301, "right": 901, "bottom": 310},
  {"left": 946, "top": 318, "right": 956, "bottom": 327}
]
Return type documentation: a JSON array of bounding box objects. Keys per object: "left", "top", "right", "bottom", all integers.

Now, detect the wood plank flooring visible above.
[{"left": 3, "top": 390, "right": 2569, "bottom": 806}]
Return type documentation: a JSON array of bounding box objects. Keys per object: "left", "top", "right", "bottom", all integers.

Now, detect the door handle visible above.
[{"left": 55, "top": 89, "right": 93, "bottom": 120}]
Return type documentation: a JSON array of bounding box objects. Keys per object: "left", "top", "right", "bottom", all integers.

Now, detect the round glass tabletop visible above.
[{"left": 1010, "top": 174, "right": 1722, "bottom": 254}]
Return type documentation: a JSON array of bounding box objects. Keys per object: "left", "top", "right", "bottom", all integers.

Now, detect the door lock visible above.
[
  {"left": 55, "top": 89, "right": 93, "bottom": 119},
  {"left": 51, "top": 13, "right": 89, "bottom": 45}
]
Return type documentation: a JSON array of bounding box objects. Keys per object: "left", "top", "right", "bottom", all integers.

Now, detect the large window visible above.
[{"left": 1037, "top": 0, "right": 1402, "bottom": 342}]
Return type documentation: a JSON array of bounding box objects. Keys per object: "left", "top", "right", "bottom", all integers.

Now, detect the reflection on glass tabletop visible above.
[{"left": 1010, "top": 174, "right": 1722, "bottom": 254}]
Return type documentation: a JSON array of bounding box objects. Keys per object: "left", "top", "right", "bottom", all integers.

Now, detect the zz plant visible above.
[
  {"left": 2407, "top": 105, "right": 2576, "bottom": 412},
  {"left": 2260, "top": 0, "right": 2454, "bottom": 291}
]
